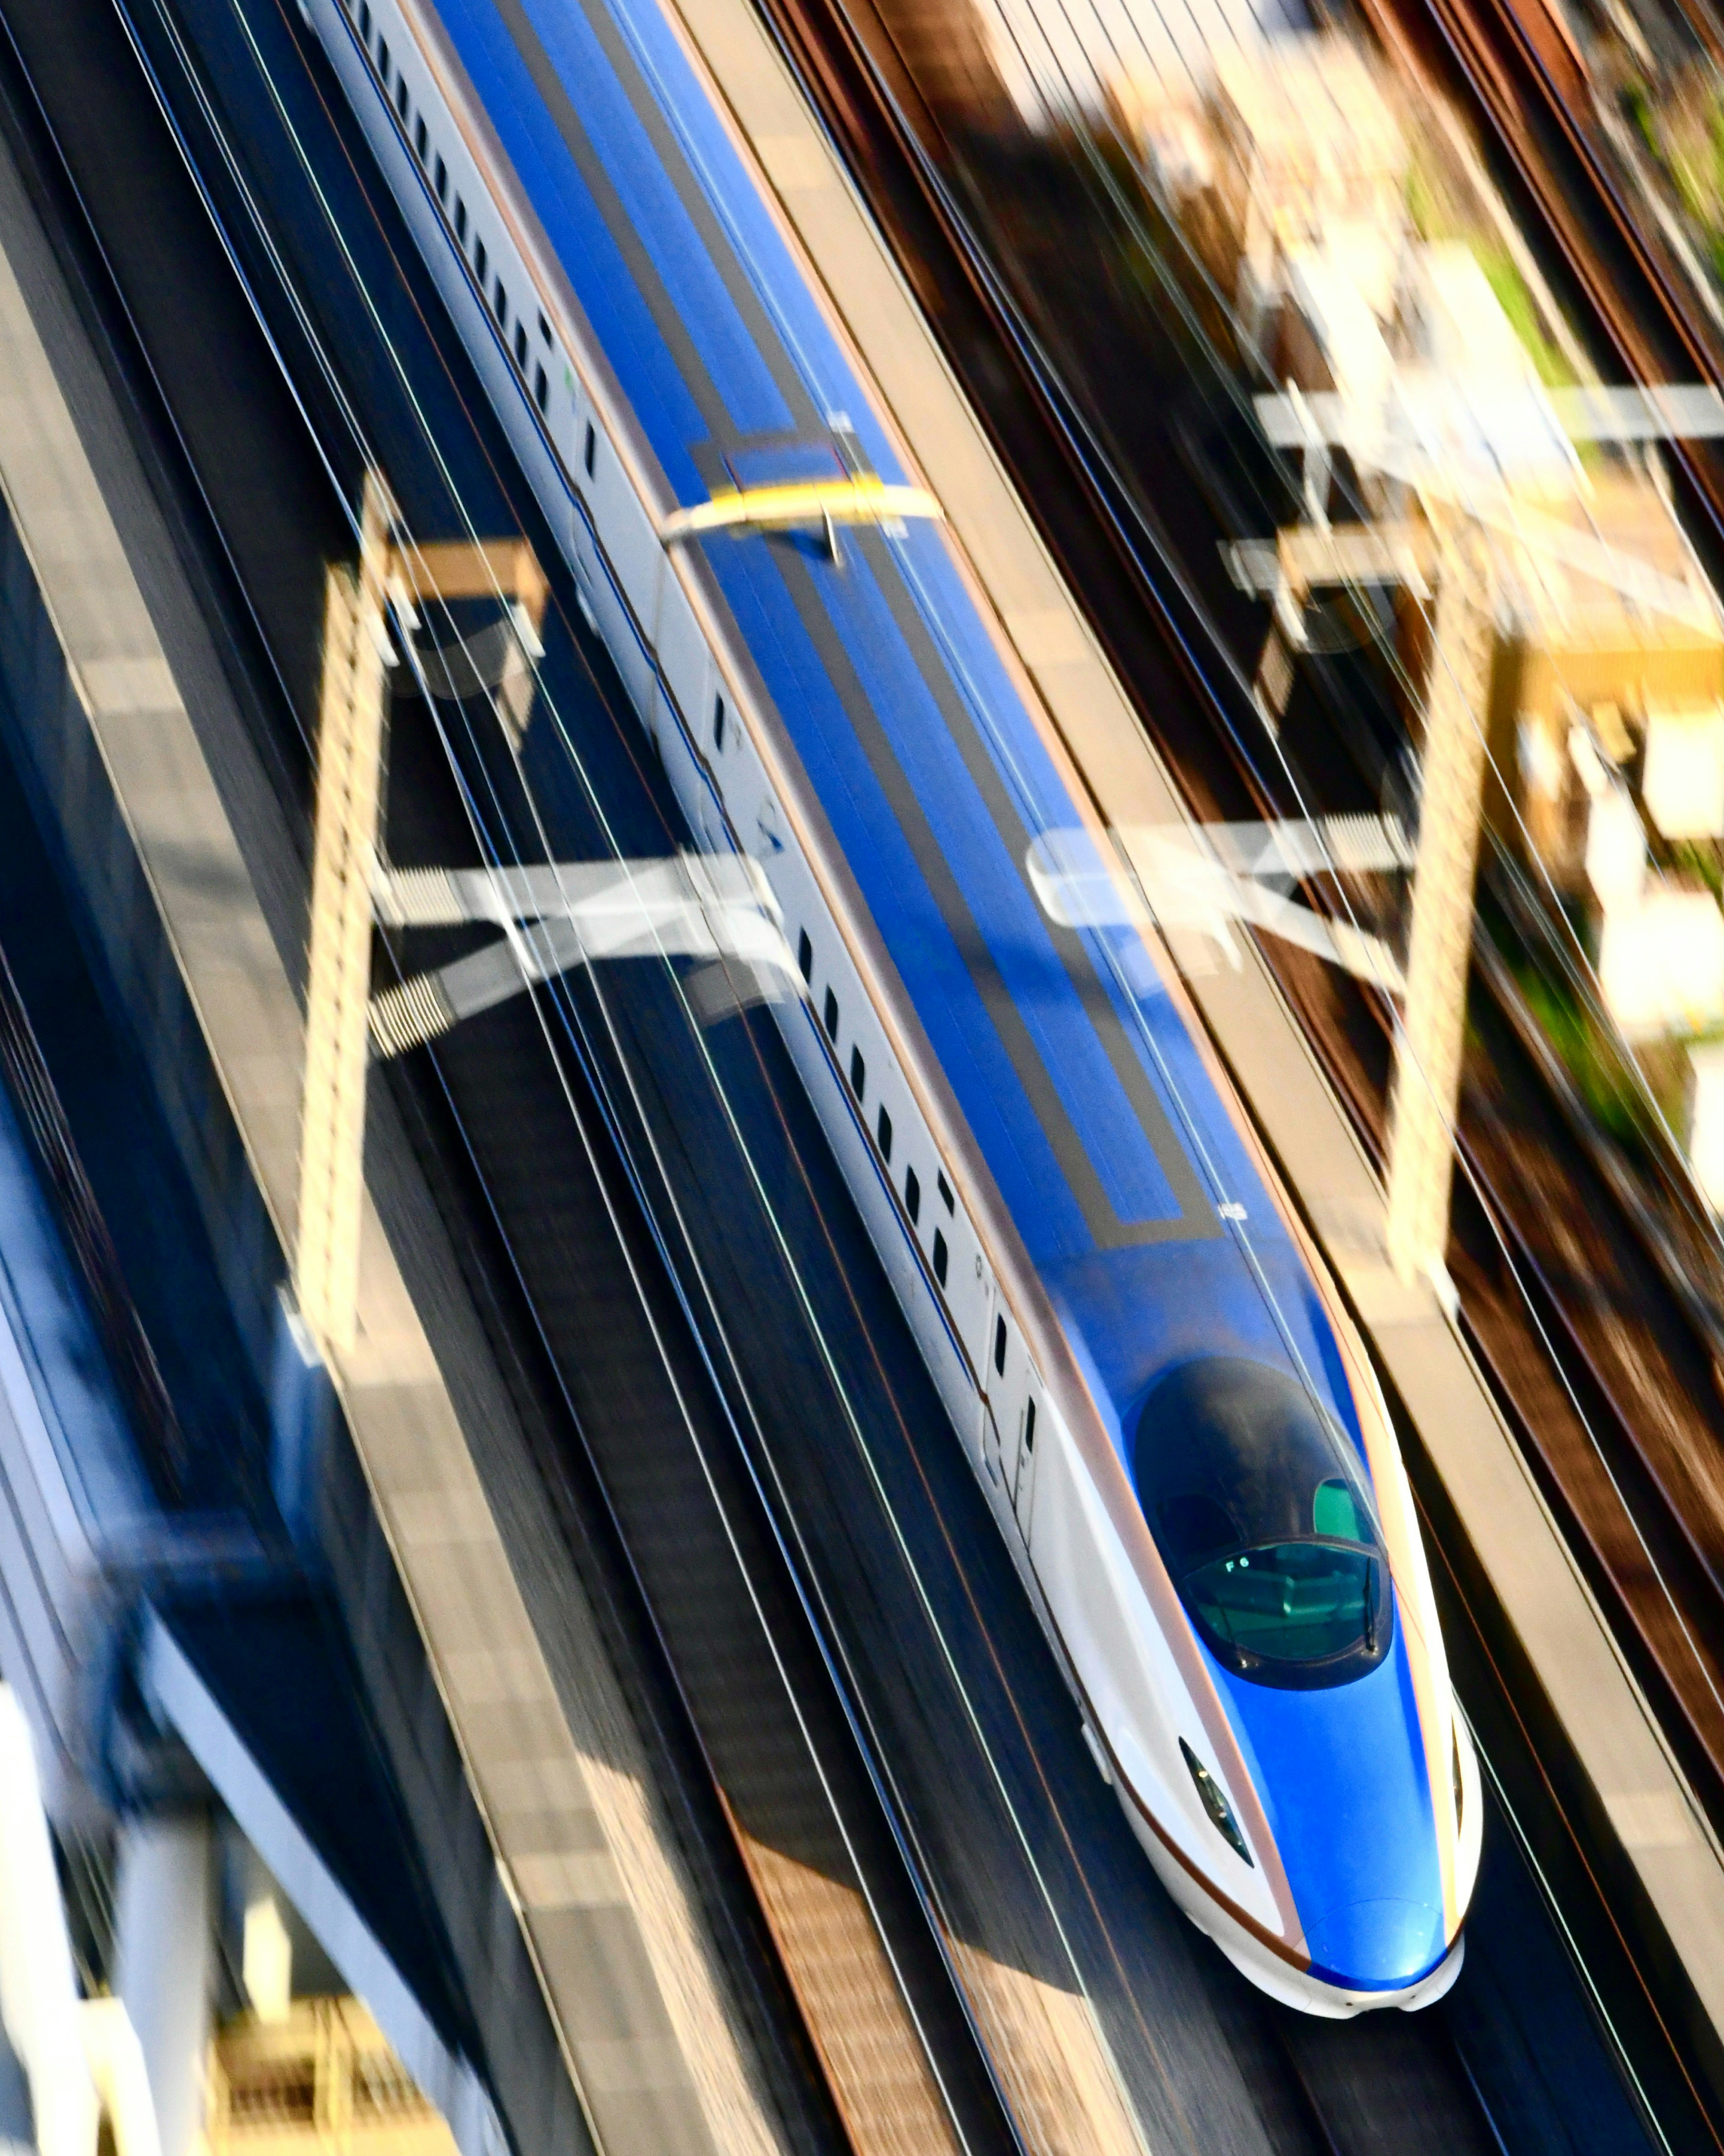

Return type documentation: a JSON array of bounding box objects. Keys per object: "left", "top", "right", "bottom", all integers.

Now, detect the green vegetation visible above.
[
  {"left": 1404, "top": 162, "right": 1449, "bottom": 243},
  {"left": 1513, "top": 957, "right": 1651, "bottom": 1148},
  {"left": 1624, "top": 78, "right": 1659, "bottom": 163},
  {"left": 1668, "top": 839, "right": 1724, "bottom": 902},
  {"left": 1624, "top": 75, "right": 1724, "bottom": 301},
  {"left": 1476, "top": 248, "right": 1580, "bottom": 388},
  {"left": 1406, "top": 148, "right": 1579, "bottom": 389}
]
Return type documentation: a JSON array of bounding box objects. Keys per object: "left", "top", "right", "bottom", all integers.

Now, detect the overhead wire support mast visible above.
[
  {"left": 296, "top": 470, "right": 394, "bottom": 1360},
  {"left": 1246, "top": 365, "right": 1724, "bottom": 1291},
  {"left": 295, "top": 472, "right": 803, "bottom": 1355},
  {"left": 1385, "top": 525, "right": 1495, "bottom": 1295},
  {"left": 295, "top": 474, "right": 552, "bottom": 1357}
]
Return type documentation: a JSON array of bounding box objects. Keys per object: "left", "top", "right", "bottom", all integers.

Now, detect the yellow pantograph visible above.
[{"left": 661, "top": 477, "right": 943, "bottom": 542}]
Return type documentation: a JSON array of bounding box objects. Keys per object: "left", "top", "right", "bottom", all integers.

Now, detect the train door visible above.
[
  {"left": 985, "top": 1295, "right": 1042, "bottom": 1542},
  {"left": 981, "top": 1284, "right": 1008, "bottom": 1492},
  {"left": 1012, "top": 1367, "right": 1045, "bottom": 1540}
]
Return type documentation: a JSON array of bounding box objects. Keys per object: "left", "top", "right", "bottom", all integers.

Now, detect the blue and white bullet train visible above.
[{"left": 306, "top": 0, "right": 1481, "bottom": 2012}]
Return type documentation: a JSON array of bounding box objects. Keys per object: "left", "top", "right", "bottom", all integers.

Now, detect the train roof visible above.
[
  {"left": 415, "top": 0, "right": 1456, "bottom": 1985},
  {"left": 436, "top": 0, "right": 1358, "bottom": 1458}
]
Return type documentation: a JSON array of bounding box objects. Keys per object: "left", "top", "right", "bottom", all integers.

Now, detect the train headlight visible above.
[{"left": 1180, "top": 1738, "right": 1254, "bottom": 1867}]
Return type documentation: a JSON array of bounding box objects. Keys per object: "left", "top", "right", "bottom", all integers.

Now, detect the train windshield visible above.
[{"left": 1132, "top": 1358, "right": 1393, "bottom": 1689}]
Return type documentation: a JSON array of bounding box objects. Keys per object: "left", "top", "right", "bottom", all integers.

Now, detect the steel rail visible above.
[{"left": 741, "top": 0, "right": 1724, "bottom": 2127}]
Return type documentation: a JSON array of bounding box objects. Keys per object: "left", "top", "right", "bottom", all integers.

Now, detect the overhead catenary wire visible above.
[
  {"left": 764, "top": 0, "right": 1724, "bottom": 2105},
  {"left": 80, "top": 0, "right": 1706, "bottom": 2133},
  {"left": 106, "top": 0, "right": 1198, "bottom": 2140}
]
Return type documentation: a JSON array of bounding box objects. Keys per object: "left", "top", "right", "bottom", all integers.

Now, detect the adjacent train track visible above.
[
  {"left": 748, "top": 0, "right": 1724, "bottom": 2125},
  {"left": 13, "top": 0, "right": 1717, "bottom": 2127}
]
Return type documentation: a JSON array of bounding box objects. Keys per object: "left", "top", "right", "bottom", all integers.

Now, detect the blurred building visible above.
[
  {"left": 1113, "top": 36, "right": 1408, "bottom": 351},
  {"left": 1482, "top": 474, "right": 1724, "bottom": 1192},
  {"left": 1151, "top": 33, "right": 1724, "bottom": 1211},
  {"left": 210, "top": 2001, "right": 457, "bottom": 2156},
  {"left": 1484, "top": 473, "right": 1724, "bottom": 892}
]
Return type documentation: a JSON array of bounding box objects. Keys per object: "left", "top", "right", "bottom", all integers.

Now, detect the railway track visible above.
[
  {"left": 747, "top": 0, "right": 1724, "bottom": 2118},
  {"left": 12, "top": 0, "right": 1712, "bottom": 2125},
  {"left": 1295, "top": 0, "right": 1724, "bottom": 1839}
]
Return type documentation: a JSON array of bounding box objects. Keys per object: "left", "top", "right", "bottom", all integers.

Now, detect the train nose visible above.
[{"left": 1302, "top": 1896, "right": 1447, "bottom": 1989}]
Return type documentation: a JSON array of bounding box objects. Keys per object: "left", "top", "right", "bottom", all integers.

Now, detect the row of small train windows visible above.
[
  {"left": 792, "top": 905, "right": 1028, "bottom": 1424},
  {"left": 795, "top": 925, "right": 958, "bottom": 1290},
  {"left": 347, "top": 0, "right": 554, "bottom": 416}
]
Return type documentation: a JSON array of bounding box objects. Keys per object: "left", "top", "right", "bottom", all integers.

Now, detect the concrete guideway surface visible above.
[
  {"left": 0, "top": 118, "right": 795, "bottom": 2156},
  {"left": 653, "top": 0, "right": 1724, "bottom": 2060}
]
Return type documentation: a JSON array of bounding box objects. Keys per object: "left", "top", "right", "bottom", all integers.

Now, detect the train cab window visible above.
[
  {"left": 713, "top": 695, "right": 726, "bottom": 752},
  {"left": 932, "top": 1230, "right": 949, "bottom": 1287},
  {"left": 1313, "top": 1478, "right": 1365, "bottom": 1541},
  {"left": 850, "top": 1047, "right": 866, "bottom": 1099},
  {"left": 797, "top": 930, "right": 812, "bottom": 983},
  {"left": 994, "top": 1316, "right": 1007, "bottom": 1377},
  {"left": 435, "top": 155, "right": 448, "bottom": 203},
  {"left": 583, "top": 422, "right": 597, "bottom": 478},
  {"left": 455, "top": 197, "right": 468, "bottom": 244},
  {"left": 1132, "top": 1358, "right": 1390, "bottom": 1690},
  {"left": 475, "top": 238, "right": 488, "bottom": 285},
  {"left": 823, "top": 988, "right": 839, "bottom": 1042},
  {"left": 535, "top": 364, "right": 548, "bottom": 414},
  {"left": 415, "top": 116, "right": 428, "bottom": 163},
  {"left": 937, "top": 1169, "right": 954, "bottom": 1213},
  {"left": 905, "top": 1166, "right": 921, "bottom": 1225}
]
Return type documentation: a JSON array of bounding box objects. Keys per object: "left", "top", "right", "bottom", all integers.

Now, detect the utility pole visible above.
[
  {"left": 295, "top": 479, "right": 552, "bottom": 1359},
  {"left": 295, "top": 472, "right": 394, "bottom": 1360},
  {"left": 1385, "top": 524, "right": 1495, "bottom": 1292}
]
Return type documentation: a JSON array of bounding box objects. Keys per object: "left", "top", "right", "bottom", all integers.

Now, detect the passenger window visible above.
[
  {"left": 415, "top": 116, "right": 428, "bottom": 163},
  {"left": 583, "top": 422, "right": 596, "bottom": 478},
  {"left": 877, "top": 1104, "right": 893, "bottom": 1161},
  {"left": 797, "top": 929, "right": 812, "bottom": 983},
  {"left": 455, "top": 196, "right": 467, "bottom": 244},
  {"left": 933, "top": 1229, "right": 949, "bottom": 1287},
  {"left": 495, "top": 280, "right": 508, "bottom": 329},
  {"left": 378, "top": 36, "right": 390, "bottom": 80},
  {"left": 359, "top": 1, "right": 372, "bottom": 37},
  {"left": 937, "top": 1169, "right": 954, "bottom": 1213},
  {"left": 435, "top": 155, "right": 448, "bottom": 203},
  {"left": 905, "top": 1166, "right": 921, "bottom": 1225},
  {"left": 475, "top": 238, "right": 488, "bottom": 284},
  {"left": 850, "top": 1047, "right": 866, "bottom": 1099},
  {"left": 994, "top": 1315, "right": 1007, "bottom": 1376},
  {"left": 397, "top": 77, "right": 409, "bottom": 121},
  {"left": 535, "top": 364, "right": 548, "bottom": 414},
  {"left": 515, "top": 322, "right": 528, "bottom": 369},
  {"left": 1024, "top": 1398, "right": 1036, "bottom": 1453},
  {"left": 823, "top": 988, "right": 838, "bottom": 1042},
  {"left": 713, "top": 695, "right": 726, "bottom": 751},
  {"left": 538, "top": 311, "right": 552, "bottom": 346}
]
